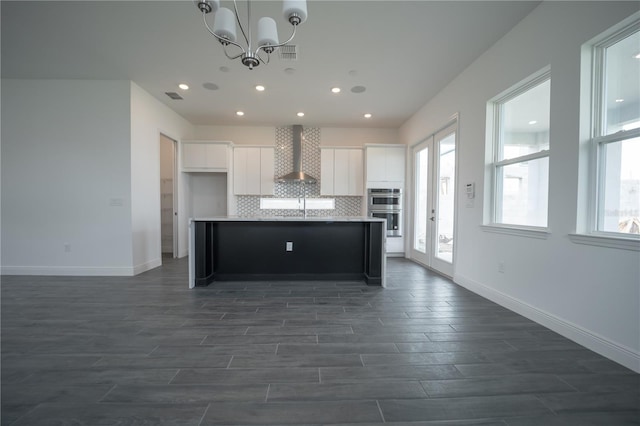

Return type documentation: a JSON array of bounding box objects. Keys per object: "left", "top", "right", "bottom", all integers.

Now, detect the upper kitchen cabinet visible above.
[
  {"left": 233, "top": 146, "right": 275, "bottom": 195},
  {"left": 182, "top": 141, "right": 232, "bottom": 172},
  {"left": 365, "top": 145, "right": 406, "bottom": 187},
  {"left": 320, "top": 147, "right": 363, "bottom": 196}
]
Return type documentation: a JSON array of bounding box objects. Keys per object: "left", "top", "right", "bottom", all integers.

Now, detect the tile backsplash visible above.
[
  {"left": 274, "top": 126, "right": 321, "bottom": 198},
  {"left": 235, "top": 127, "right": 362, "bottom": 217}
]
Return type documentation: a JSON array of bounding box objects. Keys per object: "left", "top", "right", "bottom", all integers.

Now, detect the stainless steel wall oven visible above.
[
  {"left": 368, "top": 188, "right": 402, "bottom": 210},
  {"left": 368, "top": 188, "right": 402, "bottom": 237}
]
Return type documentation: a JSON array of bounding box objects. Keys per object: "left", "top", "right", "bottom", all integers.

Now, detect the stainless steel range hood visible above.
[{"left": 276, "top": 125, "right": 317, "bottom": 184}]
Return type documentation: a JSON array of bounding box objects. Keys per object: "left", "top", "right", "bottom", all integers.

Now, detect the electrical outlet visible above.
[
  {"left": 64, "top": 244, "right": 71, "bottom": 253},
  {"left": 286, "top": 242, "right": 293, "bottom": 252},
  {"left": 498, "top": 261, "right": 505, "bottom": 273}
]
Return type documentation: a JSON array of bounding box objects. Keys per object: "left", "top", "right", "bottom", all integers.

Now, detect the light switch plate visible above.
[{"left": 286, "top": 242, "right": 293, "bottom": 251}]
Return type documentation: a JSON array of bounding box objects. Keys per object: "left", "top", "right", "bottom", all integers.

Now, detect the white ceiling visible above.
[{"left": 1, "top": 1, "right": 541, "bottom": 128}]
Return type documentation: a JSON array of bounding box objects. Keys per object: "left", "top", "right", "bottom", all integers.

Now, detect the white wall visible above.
[
  {"left": 130, "top": 83, "right": 193, "bottom": 271},
  {"left": 1, "top": 79, "right": 134, "bottom": 275},
  {"left": 321, "top": 127, "right": 399, "bottom": 147},
  {"left": 1, "top": 80, "right": 194, "bottom": 274},
  {"left": 193, "top": 125, "right": 275, "bottom": 146},
  {"left": 193, "top": 125, "right": 399, "bottom": 148},
  {"left": 400, "top": 2, "right": 640, "bottom": 372}
]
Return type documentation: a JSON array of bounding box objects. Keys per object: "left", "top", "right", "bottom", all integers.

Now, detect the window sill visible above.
[
  {"left": 568, "top": 233, "right": 640, "bottom": 251},
  {"left": 481, "top": 224, "right": 550, "bottom": 239}
]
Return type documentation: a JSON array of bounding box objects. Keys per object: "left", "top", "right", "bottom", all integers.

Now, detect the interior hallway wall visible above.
[
  {"left": 1, "top": 79, "right": 195, "bottom": 275},
  {"left": 1, "top": 79, "right": 134, "bottom": 274},
  {"left": 160, "top": 134, "right": 175, "bottom": 254},
  {"left": 130, "top": 82, "right": 193, "bottom": 272}
]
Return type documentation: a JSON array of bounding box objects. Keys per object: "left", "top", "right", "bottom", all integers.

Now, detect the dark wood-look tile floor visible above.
[{"left": 2, "top": 257, "right": 638, "bottom": 425}]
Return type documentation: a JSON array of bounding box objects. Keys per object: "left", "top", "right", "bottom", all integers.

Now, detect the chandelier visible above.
[{"left": 195, "top": 0, "right": 308, "bottom": 70}]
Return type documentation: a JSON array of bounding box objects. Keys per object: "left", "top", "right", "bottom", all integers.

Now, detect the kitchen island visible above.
[{"left": 189, "top": 217, "right": 386, "bottom": 288}]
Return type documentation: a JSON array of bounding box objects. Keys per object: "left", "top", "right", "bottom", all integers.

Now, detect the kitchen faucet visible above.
[{"left": 299, "top": 181, "right": 307, "bottom": 218}]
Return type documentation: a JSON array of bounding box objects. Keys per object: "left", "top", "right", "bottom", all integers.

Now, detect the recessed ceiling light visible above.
[
  {"left": 220, "top": 66, "right": 230, "bottom": 72},
  {"left": 351, "top": 86, "right": 366, "bottom": 94},
  {"left": 634, "top": 53, "right": 640, "bottom": 59},
  {"left": 615, "top": 98, "right": 625, "bottom": 103},
  {"left": 236, "top": 111, "right": 245, "bottom": 116},
  {"left": 284, "top": 68, "right": 296, "bottom": 75},
  {"left": 178, "top": 83, "right": 189, "bottom": 90},
  {"left": 297, "top": 112, "right": 305, "bottom": 117},
  {"left": 202, "top": 82, "right": 219, "bottom": 90},
  {"left": 331, "top": 87, "right": 341, "bottom": 94},
  {"left": 364, "top": 113, "right": 372, "bottom": 118},
  {"left": 255, "top": 85, "right": 265, "bottom": 92},
  {"left": 528, "top": 120, "right": 537, "bottom": 125}
]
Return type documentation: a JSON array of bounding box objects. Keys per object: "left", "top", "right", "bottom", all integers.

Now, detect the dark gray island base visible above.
[{"left": 189, "top": 217, "right": 386, "bottom": 288}]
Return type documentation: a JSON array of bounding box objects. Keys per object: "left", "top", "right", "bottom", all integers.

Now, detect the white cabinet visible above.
[
  {"left": 233, "top": 146, "right": 275, "bottom": 195},
  {"left": 182, "top": 141, "right": 231, "bottom": 172},
  {"left": 320, "top": 149, "right": 335, "bottom": 195},
  {"left": 320, "top": 148, "right": 363, "bottom": 196},
  {"left": 365, "top": 145, "right": 406, "bottom": 185},
  {"left": 260, "top": 148, "right": 275, "bottom": 195}
]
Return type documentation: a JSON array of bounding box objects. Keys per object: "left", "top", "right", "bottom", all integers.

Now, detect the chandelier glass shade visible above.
[{"left": 195, "top": 0, "right": 307, "bottom": 70}]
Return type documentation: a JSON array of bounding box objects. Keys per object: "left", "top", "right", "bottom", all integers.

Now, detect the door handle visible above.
[{"left": 429, "top": 217, "right": 435, "bottom": 221}]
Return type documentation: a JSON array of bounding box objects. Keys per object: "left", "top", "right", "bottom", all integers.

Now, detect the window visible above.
[
  {"left": 488, "top": 70, "right": 551, "bottom": 229},
  {"left": 591, "top": 24, "right": 640, "bottom": 237}
]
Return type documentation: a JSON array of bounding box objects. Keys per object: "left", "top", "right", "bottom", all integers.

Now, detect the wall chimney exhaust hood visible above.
[{"left": 276, "top": 124, "right": 317, "bottom": 184}]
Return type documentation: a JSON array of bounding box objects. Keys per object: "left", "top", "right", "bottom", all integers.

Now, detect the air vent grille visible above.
[
  {"left": 278, "top": 45, "right": 298, "bottom": 61},
  {"left": 165, "top": 92, "right": 183, "bottom": 100}
]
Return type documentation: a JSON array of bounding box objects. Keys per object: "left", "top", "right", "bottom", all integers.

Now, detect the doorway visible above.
[
  {"left": 160, "top": 134, "right": 178, "bottom": 258},
  {"left": 410, "top": 120, "right": 457, "bottom": 277}
]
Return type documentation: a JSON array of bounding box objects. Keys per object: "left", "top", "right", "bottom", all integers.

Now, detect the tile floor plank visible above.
[
  {"left": 267, "top": 381, "right": 427, "bottom": 401},
  {"left": 378, "top": 395, "right": 552, "bottom": 422},
  {"left": 171, "top": 367, "right": 320, "bottom": 384},
  {"left": 100, "top": 383, "right": 269, "bottom": 403},
  {"left": 200, "top": 400, "right": 383, "bottom": 424},
  {"left": 420, "top": 374, "right": 577, "bottom": 398},
  {"left": 9, "top": 403, "right": 208, "bottom": 426}
]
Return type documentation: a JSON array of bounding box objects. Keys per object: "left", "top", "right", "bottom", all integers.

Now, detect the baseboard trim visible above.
[
  {"left": 0, "top": 265, "right": 135, "bottom": 276},
  {"left": 1, "top": 258, "right": 163, "bottom": 277},
  {"left": 386, "top": 252, "right": 405, "bottom": 258},
  {"left": 133, "top": 258, "right": 162, "bottom": 275},
  {"left": 455, "top": 273, "right": 640, "bottom": 373}
]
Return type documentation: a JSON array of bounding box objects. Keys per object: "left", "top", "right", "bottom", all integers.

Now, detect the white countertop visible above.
[{"left": 190, "top": 216, "right": 385, "bottom": 223}]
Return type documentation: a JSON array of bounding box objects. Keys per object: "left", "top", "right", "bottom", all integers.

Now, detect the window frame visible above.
[
  {"left": 588, "top": 21, "right": 640, "bottom": 241},
  {"left": 487, "top": 69, "right": 551, "bottom": 232}
]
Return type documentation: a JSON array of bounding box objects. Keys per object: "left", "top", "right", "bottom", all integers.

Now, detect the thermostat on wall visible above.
[{"left": 465, "top": 182, "right": 475, "bottom": 199}]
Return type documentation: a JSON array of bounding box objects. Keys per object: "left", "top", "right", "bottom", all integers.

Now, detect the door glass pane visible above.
[
  {"left": 600, "top": 136, "right": 640, "bottom": 233},
  {"left": 436, "top": 134, "right": 455, "bottom": 263},
  {"left": 414, "top": 147, "right": 429, "bottom": 253},
  {"left": 498, "top": 156, "right": 549, "bottom": 227}
]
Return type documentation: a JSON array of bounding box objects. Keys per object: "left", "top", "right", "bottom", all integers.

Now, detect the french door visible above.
[{"left": 411, "top": 122, "right": 457, "bottom": 277}]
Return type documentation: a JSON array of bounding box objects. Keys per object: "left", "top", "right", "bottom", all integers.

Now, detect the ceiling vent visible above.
[
  {"left": 165, "top": 92, "right": 183, "bottom": 100},
  {"left": 278, "top": 45, "right": 298, "bottom": 61}
]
